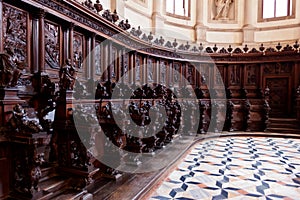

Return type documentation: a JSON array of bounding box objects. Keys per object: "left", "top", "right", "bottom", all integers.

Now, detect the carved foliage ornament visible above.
[
  {"left": 2, "top": 4, "right": 27, "bottom": 65},
  {"left": 45, "top": 22, "right": 60, "bottom": 69}
]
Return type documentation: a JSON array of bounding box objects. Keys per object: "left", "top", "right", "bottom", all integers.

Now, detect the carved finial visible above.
[
  {"left": 112, "top": 9, "right": 119, "bottom": 23},
  {"left": 227, "top": 45, "right": 233, "bottom": 53},
  {"left": 136, "top": 26, "right": 142, "bottom": 37},
  {"left": 185, "top": 41, "right": 190, "bottom": 50},
  {"left": 148, "top": 32, "right": 153, "bottom": 41},
  {"left": 276, "top": 42, "right": 282, "bottom": 51},
  {"left": 94, "top": 0, "right": 103, "bottom": 13},
  {"left": 293, "top": 40, "right": 299, "bottom": 51},
  {"left": 243, "top": 44, "right": 249, "bottom": 53},
  {"left": 159, "top": 36, "right": 165, "bottom": 45},
  {"left": 199, "top": 43, "right": 203, "bottom": 51},
  {"left": 172, "top": 39, "right": 178, "bottom": 48},
  {"left": 213, "top": 44, "right": 218, "bottom": 52},
  {"left": 259, "top": 43, "right": 265, "bottom": 52}
]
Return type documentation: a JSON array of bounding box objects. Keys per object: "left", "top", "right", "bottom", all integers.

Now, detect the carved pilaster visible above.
[
  {"left": 296, "top": 86, "right": 300, "bottom": 123},
  {"left": 0, "top": 0, "right": 3, "bottom": 52},
  {"left": 69, "top": 23, "right": 75, "bottom": 66},
  {"left": 37, "top": 9, "right": 46, "bottom": 73}
]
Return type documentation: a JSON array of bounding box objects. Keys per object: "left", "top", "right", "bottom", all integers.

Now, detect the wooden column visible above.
[
  {"left": 31, "top": 12, "right": 39, "bottom": 73},
  {"left": 90, "top": 33, "right": 96, "bottom": 79},
  {"left": 0, "top": 0, "right": 3, "bottom": 52},
  {"left": 38, "top": 9, "right": 46, "bottom": 72},
  {"left": 69, "top": 23, "right": 74, "bottom": 64},
  {"left": 107, "top": 41, "right": 113, "bottom": 81},
  {"left": 62, "top": 25, "right": 69, "bottom": 63}
]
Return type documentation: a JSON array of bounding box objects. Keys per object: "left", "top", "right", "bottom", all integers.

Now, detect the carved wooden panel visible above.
[
  {"left": 160, "top": 60, "right": 167, "bottom": 84},
  {"left": 45, "top": 21, "right": 60, "bottom": 69},
  {"left": 199, "top": 63, "right": 210, "bottom": 86},
  {"left": 214, "top": 65, "right": 226, "bottom": 87},
  {"left": 95, "top": 41, "right": 101, "bottom": 75},
  {"left": 172, "top": 62, "right": 181, "bottom": 86},
  {"left": 266, "top": 77, "right": 290, "bottom": 117},
  {"left": 244, "top": 64, "right": 258, "bottom": 86},
  {"left": 147, "top": 58, "right": 154, "bottom": 83},
  {"left": 263, "top": 62, "right": 292, "bottom": 75},
  {"left": 135, "top": 55, "right": 141, "bottom": 82},
  {"left": 228, "top": 65, "right": 241, "bottom": 86},
  {"left": 121, "top": 53, "right": 129, "bottom": 82},
  {"left": 111, "top": 47, "right": 117, "bottom": 79},
  {"left": 187, "top": 65, "right": 195, "bottom": 85},
  {"left": 73, "top": 32, "right": 84, "bottom": 71},
  {"left": 2, "top": 4, "right": 28, "bottom": 66}
]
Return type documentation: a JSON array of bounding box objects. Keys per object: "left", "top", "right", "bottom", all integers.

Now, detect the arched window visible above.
[
  {"left": 262, "top": 0, "right": 292, "bottom": 19},
  {"left": 166, "top": 0, "right": 190, "bottom": 18}
]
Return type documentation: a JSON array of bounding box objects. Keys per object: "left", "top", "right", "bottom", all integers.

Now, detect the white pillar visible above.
[
  {"left": 243, "top": 0, "right": 257, "bottom": 45},
  {"left": 151, "top": 0, "right": 165, "bottom": 35},
  {"left": 194, "top": 0, "right": 208, "bottom": 42}
]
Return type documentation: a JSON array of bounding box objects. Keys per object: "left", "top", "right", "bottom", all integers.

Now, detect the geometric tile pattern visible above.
[{"left": 147, "top": 137, "right": 300, "bottom": 200}]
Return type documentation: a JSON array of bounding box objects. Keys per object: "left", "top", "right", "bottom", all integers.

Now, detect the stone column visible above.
[
  {"left": 243, "top": 0, "right": 257, "bottom": 45},
  {"left": 152, "top": 0, "right": 165, "bottom": 35},
  {"left": 194, "top": 0, "right": 208, "bottom": 43}
]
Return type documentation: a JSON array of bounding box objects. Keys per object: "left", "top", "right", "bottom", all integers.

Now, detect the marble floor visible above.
[{"left": 145, "top": 136, "right": 300, "bottom": 200}]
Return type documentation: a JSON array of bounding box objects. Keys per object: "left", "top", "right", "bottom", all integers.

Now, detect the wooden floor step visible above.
[
  {"left": 268, "top": 123, "right": 299, "bottom": 129},
  {"left": 39, "top": 176, "right": 68, "bottom": 193},
  {"left": 269, "top": 118, "right": 298, "bottom": 122},
  {"left": 51, "top": 189, "right": 88, "bottom": 200},
  {"left": 267, "top": 128, "right": 300, "bottom": 134}
]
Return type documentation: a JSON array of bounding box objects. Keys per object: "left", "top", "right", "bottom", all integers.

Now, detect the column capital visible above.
[{"left": 33, "top": 8, "right": 46, "bottom": 19}]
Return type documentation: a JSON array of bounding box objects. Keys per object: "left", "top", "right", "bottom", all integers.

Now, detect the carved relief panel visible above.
[
  {"left": 209, "top": 0, "right": 236, "bottom": 22},
  {"left": 160, "top": 60, "right": 167, "bottom": 84},
  {"left": 121, "top": 53, "right": 129, "bottom": 82},
  {"left": 214, "top": 65, "right": 226, "bottom": 87},
  {"left": 95, "top": 41, "right": 101, "bottom": 75},
  {"left": 147, "top": 58, "right": 154, "bottom": 83},
  {"left": 244, "top": 64, "right": 258, "bottom": 86},
  {"left": 2, "top": 3, "right": 28, "bottom": 69},
  {"left": 263, "top": 62, "right": 292, "bottom": 75},
  {"left": 135, "top": 55, "right": 141, "bottom": 82},
  {"left": 199, "top": 63, "right": 210, "bottom": 86},
  {"left": 73, "top": 32, "right": 84, "bottom": 71},
  {"left": 45, "top": 21, "right": 60, "bottom": 69},
  {"left": 172, "top": 62, "right": 181, "bottom": 86},
  {"left": 228, "top": 65, "right": 241, "bottom": 86},
  {"left": 111, "top": 47, "right": 117, "bottom": 80},
  {"left": 187, "top": 65, "right": 195, "bottom": 85}
]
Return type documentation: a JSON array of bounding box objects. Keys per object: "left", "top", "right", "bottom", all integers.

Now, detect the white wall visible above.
[{"left": 73, "top": 0, "right": 300, "bottom": 47}]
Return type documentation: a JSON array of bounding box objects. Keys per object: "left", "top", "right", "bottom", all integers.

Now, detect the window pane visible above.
[
  {"left": 263, "top": 0, "right": 275, "bottom": 18},
  {"left": 174, "top": 0, "right": 184, "bottom": 16},
  {"left": 184, "top": 0, "right": 189, "bottom": 17},
  {"left": 166, "top": 0, "right": 174, "bottom": 13},
  {"left": 276, "top": 0, "right": 288, "bottom": 17}
]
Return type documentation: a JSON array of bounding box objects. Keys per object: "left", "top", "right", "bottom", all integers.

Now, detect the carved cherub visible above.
[
  {"left": 0, "top": 52, "right": 24, "bottom": 87},
  {"left": 59, "top": 59, "right": 76, "bottom": 90}
]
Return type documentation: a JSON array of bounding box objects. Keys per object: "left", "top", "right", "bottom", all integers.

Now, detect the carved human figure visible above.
[
  {"left": 214, "top": 0, "right": 233, "bottom": 20},
  {"left": 59, "top": 59, "right": 76, "bottom": 90}
]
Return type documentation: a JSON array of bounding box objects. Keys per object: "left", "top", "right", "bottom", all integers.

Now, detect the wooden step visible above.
[{"left": 267, "top": 128, "right": 300, "bottom": 134}]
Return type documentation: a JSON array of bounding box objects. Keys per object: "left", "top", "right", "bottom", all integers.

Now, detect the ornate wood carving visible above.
[
  {"left": 45, "top": 21, "right": 60, "bottom": 69},
  {"left": 73, "top": 32, "right": 84, "bottom": 71},
  {"left": 2, "top": 4, "right": 28, "bottom": 68},
  {"left": 95, "top": 41, "right": 101, "bottom": 75},
  {"left": 245, "top": 64, "right": 258, "bottom": 86}
]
